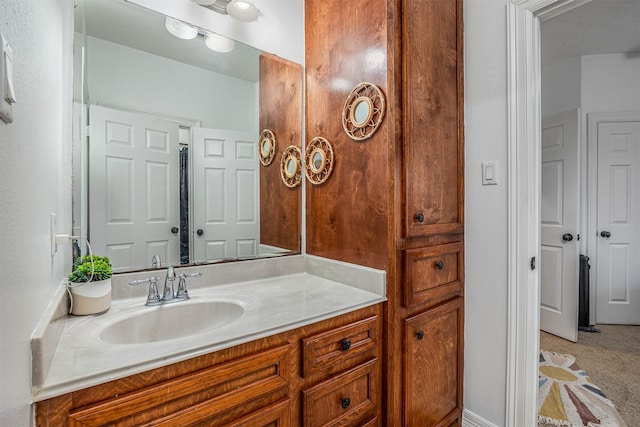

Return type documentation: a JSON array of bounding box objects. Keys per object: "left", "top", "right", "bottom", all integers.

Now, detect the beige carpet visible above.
[{"left": 540, "top": 325, "right": 640, "bottom": 427}]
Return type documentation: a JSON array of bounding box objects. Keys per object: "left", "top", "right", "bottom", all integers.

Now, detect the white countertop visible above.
[{"left": 31, "top": 255, "right": 386, "bottom": 402}]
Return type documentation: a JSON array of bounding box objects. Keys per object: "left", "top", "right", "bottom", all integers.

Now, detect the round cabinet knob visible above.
[
  {"left": 600, "top": 231, "right": 611, "bottom": 238},
  {"left": 415, "top": 213, "right": 425, "bottom": 223},
  {"left": 435, "top": 261, "right": 444, "bottom": 270},
  {"left": 416, "top": 330, "right": 424, "bottom": 340},
  {"left": 341, "top": 397, "right": 351, "bottom": 409},
  {"left": 170, "top": 227, "right": 179, "bottom": 234},
  {"left": 196, "top": 229, "right": 204, "bottom": 236},
  {"left": 340, "top": 338, "right": 351, "bottom": 352},
  {"left": 562, "top": 233, "right": 574, "bottom": 242}
]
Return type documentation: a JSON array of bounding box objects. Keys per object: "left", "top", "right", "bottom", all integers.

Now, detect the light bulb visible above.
[
  {"left": 205, "top": 33, "right": 235, "bottom": 53},
  {"left": 165, "top": 17, "right": 198, "bottom": 40},
  {"left": 227, "top": 0, "right": 259, "bottom": 22}
]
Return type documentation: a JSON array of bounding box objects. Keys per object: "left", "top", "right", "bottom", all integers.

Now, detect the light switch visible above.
[
  {"left": 0, "top": 33, "right": 14, "bottom": 124},
  {"left": 482, "top": 161, "right": 498, "bottom": 186}
]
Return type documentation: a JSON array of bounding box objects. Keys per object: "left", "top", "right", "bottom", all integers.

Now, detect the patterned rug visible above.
[{"left": 538, "top": 350, "right": 627, "bottom": 427}]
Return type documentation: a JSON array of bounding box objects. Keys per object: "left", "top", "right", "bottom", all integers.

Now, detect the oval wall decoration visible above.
[
  {"left": 342, "top": 82, "right": 386, "bottom": 141},
  {"left": 280, "top": 145, "right": 302, "bottom": 188},
  {"left": 258, "top": 128, "right": 277, "bottom": 166},
  {"left": 304, "top": 137, "right": 335, "bottom": 185}
]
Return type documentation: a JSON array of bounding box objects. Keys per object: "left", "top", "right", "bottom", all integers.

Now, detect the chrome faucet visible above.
[
  {"left": 129, "top": 267, "right": 201, "bottom": 306},
  {"left": 162, "top": 266, "right": 177, "bottom": 302}
]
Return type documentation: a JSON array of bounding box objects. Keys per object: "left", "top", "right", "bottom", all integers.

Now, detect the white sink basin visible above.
[{"left": 99, "top": 300, "right": 245, "bottom": 345}]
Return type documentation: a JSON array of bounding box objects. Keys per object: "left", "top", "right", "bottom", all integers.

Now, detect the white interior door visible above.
[
  {"left": 540, "top": 109, "right": 580, "bottom": 341},
  {"left": 595, "top": 119, "right": 640, "bottom": 325},
  {"left": 192, "top": 128, "right": 259, "bottom": 261},
  {"left": 89, "top": 105, "right": 180, "bottom": 272}
]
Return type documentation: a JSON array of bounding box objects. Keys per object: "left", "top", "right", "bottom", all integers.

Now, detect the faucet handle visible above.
[
  {"left": 129, "top": 276, "right": 161, "bottom": 306},
  {"left": 176, "top": 272, "right": 202, "bottom": 300}
]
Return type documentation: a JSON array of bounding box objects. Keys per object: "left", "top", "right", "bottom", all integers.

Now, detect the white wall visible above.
[
  {"left": 85, "top": 36, "right": 257, "bottom": 131},
  {"left": 463, "top": 1, "right": 510, "bottom": 425},
  {"left": 582, "top": 53, "right": 640, "bottom": 114},
  {"left": 542, "top": 56, "right": 581, "bottom": 117},
  {"left": 0, "top": 0, "right": 74, "bottom": 425}
]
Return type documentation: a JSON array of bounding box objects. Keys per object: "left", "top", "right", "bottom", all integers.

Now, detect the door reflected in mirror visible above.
[{"left": 72, "top": 0, "right": 302, "bottom": 273}]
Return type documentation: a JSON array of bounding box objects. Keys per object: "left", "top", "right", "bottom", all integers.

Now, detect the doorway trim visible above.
[{"left": 505, "top": 0, "right": 588, "bottom": 425}]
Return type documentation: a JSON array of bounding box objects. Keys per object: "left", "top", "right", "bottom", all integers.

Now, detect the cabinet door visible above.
[
  {"left": 403, "top": 0, "right": 463, "bottom": 238},
  {"left": 403, "top": 298, "right": 463, "bottom": 426}
]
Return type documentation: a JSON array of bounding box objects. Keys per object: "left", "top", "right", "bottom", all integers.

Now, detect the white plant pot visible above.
[{"left": 69, "top": 278, "right": 112, "bottom": 315}]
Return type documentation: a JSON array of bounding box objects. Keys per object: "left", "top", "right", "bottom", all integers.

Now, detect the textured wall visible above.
[{"left": 0, "top": 0, "right": 73, "bottom": 424}]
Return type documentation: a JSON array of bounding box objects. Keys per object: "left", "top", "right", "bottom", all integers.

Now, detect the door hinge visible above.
[{"left": 530, "top": 256, "right": 536, "bottom": 271}]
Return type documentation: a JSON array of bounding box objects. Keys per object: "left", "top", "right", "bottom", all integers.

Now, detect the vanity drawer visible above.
[
  {"left": 302, "top": 359, "right": 378, "bottom": 427},
  {"left": 404, "top": 242, "right": 463, "bottom": 308},
  {"left": 66, "top": 345, "right": 290, "bottom": 426},
  {"left": 301, "top": 315, "right": 378, "bottom": 378}
]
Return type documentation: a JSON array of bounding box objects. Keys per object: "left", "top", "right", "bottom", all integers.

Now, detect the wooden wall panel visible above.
[
  {"left": 305, "top": 0, "right": 390, "bottom": 270},
  {"left": 259, "top": 53, "right": 303, "bottom": 252}
]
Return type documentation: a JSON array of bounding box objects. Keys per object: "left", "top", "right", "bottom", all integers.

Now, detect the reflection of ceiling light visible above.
[
  {"left": 205, "top": 33, "right": 235, "bottom": 53},
  {"left": 165, "top": 17, "right": 198, "bottom": 39},
  {"left": 227, "top": 0, "right": 259, "bottom": 22}
]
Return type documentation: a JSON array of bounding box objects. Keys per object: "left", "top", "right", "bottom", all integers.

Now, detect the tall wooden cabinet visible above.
[{"left": 305, "top": 0, "right": 464, "bottom": 425}]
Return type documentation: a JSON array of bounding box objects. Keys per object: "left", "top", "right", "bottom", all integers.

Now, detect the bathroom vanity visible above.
[{"left": 33, "top": 256, "right": 386, "bottom": 426}]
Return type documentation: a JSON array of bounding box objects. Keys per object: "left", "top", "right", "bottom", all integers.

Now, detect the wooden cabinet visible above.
[
  {"left": 404, "top": 298, "right": 464, "bottom": 426},
  {"left": 36, "top": 305, "right": 381, "bottom": 427},
  {"left": 301, "top": 316, "right": 380, "bottom": 426},
  {"left": 304, "top": 0, "right": 464, "bottom": 425},
  {"left": 402, "top": 0, "right": 464, "bottom": 239},
  {"left": 404, "top": 242, "right": 464, "bottom": 308}
]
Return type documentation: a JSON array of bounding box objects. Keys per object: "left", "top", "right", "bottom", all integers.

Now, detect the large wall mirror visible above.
[{"left": 73, "top": 0, "right": 303, "bottom": 273}]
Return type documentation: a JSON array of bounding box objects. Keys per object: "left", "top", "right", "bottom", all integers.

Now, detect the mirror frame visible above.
[
  {"left": 304, "top": 137, "right": 334, "bottom": 185},
  {"left": 341, "top": 82, "right": 386, "bottom": 141}
]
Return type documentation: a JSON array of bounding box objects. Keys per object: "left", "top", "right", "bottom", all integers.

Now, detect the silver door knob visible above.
[
  {"left": 600, "top": 231, "right": 611, "bottom": 238},
  {"left": 562, "top": 233, "right": 574, "bottom": 242}
]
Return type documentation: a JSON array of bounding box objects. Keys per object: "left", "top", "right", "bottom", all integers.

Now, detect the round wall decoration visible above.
[
  {"left": 304, "top": 137, "right": 334, "bottom": 185},
  {"left": 280, "top": 145, "right": 302, "bottom": 188},
  {"left": 258, "top": 129, "right": 277, "bottom": 166},
  {"left": 342, "top": 82, "right": 386, "bottom": 141}
]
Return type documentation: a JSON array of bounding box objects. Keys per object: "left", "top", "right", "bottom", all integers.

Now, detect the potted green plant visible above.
[{"left": 67, "top": 255, "right": 113, "bottom": 315}]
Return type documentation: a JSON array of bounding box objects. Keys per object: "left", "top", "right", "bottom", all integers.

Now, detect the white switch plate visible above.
[
  {"left": 482, "top": 161, "right": 498, "bottom": 185},
  {"left": 0, "top": 33, "right": 14, "bottom": 124}
]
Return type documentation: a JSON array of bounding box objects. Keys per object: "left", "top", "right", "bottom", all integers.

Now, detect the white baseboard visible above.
[{"left": 462, "top": 409, "right": 500, "bottom": 427}]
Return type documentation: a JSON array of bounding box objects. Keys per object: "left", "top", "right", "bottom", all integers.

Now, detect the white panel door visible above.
[
  {"left": 192, "top": 128, "right": 259, "bottom": 261},
  {"left": 596, "top": 120, "right": 640, "bottom": 325},
  {"left": 540, "top": 109, "right": 580, "bottom": 341},
  {"left": 89, "top": 105, "right": 180, "bottom": 272}
]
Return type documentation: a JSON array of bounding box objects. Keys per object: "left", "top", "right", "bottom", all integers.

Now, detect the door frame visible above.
[
  {"left": 505, "top": 0, "right": 588, "bottom": 425},
  {"left": 587, "top": 111, "right": 640, "bottom": 324}
]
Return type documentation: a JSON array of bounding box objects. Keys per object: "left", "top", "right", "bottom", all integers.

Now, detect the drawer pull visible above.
[
  {"left": 340, "top": 338, "right": 351, "bottom": 352},
  {"left": 415, "top": 213, "right": 425, "bottom": 223},
  {"left": 341, "top": 397, "right": 351, "bottom": 409},
  {"left": 416, "top": 330, "right": 424, "bottom": 340},
  {"left": 435, "top": 261, "right": 444, "bottom": 270}
]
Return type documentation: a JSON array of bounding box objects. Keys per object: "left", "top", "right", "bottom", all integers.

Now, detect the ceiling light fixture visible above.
[
  {"left": 165, "top": 17, "right": 198, "bottom": 40},
  {"left": 192, "top": 0, "right": 218, "bottom": 5},
  {"left": 226, "top": 0, "right": 259, "bottom": 22},
  {"left": 205, "top": 33, "right": 235, "bottom": 53}
]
